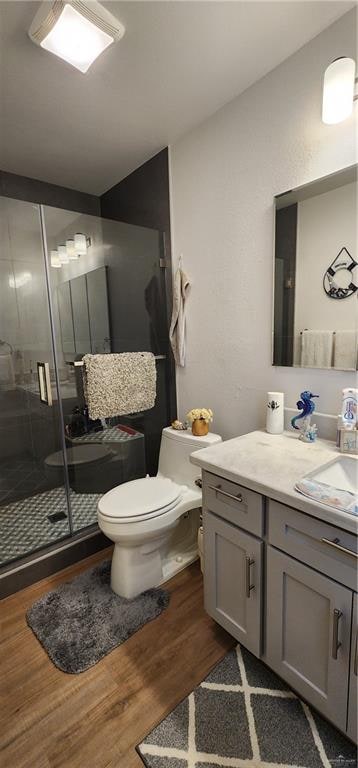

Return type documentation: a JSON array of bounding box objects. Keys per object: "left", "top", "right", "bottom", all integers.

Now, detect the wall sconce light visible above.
[
  {"left": 50, "top": 250, "right": 61, "bottom": 268},
  {"left": 322, "top": 57, "right": 357, "bottom": 124},
  {"left": 28, "top": 0, "right": 125, "bottom": 74},
  {"left": 66, "top": 239, "right": 79, "bottom": 260},
  {"left": 74, "top": 233, "right": 87, "bottom": 256},
  {"left": 58, "top": 244, "right": 69, "bottom": 264}
]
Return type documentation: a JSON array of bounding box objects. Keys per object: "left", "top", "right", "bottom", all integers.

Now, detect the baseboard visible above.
[{"left": 0, "top": 529, "right": 110, "bottom": 599}]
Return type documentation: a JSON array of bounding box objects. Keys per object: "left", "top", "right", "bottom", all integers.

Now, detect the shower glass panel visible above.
[
  {"left": 0, "top": 198, "right": 169, "bottom": 571},
  {"left": 0, "top": 197, "right": 72, "bottom": 567},
  {"left": 43, "top": 205, "right": 169, "bottom": 533}
]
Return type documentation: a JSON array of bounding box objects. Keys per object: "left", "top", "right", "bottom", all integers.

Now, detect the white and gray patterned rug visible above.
[
  {"left": 0, "top": 487, "right": 101, "bottom": 566},
  {"left": 137, "top": 645, "right": 356, "bottom": 768}
]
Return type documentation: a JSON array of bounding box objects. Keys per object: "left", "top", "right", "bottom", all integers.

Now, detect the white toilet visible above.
[{"left": 97, "top": 426, "right": 221, "bottom": 598}]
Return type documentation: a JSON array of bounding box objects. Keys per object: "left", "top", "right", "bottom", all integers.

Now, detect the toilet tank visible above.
[{"left": 158, "top": 427, "right": 222, "bottom": 487}]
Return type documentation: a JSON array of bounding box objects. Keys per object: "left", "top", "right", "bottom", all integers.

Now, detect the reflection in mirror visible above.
[
  {"left": 57, "top": 266, "right": 111, "bottom": 360},
  {"left": 273, "top": 165, "right": 357, "bottom": 371}
]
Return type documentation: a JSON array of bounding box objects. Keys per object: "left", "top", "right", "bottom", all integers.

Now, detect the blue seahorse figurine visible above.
[{"left": 291, "top": 391, "right": 319, "bottom": 442}]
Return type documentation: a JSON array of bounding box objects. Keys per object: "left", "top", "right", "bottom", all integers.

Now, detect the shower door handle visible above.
[{"left": 37, "top": 362, "right": 53, "bottom": 406}]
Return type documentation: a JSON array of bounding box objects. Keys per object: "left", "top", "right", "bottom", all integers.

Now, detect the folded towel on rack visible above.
[
  {"left": 169, "top": 259, "right": 191, "bottom": 367},
  {"left": 333, "top": 330, "right": 357, "bottom": 370},
  {"left": 301, "top": 330, "right": 333, "bottom": 368},
  {"left": 82, "top": 352, "right": 157, "bottom": 420}
]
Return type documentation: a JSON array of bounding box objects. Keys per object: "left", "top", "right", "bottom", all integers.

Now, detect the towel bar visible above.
[{"left": 66, "top": 355, "right": 166, "bottom": 367}]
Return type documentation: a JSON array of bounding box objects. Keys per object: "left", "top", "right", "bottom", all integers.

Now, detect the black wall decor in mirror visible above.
[{"left": 323, "top": 247, "right": 357, "bottom": 300}]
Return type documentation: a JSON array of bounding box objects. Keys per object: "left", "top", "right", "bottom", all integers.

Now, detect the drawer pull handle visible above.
[
  {"left": 332, "top": 608, "right": 343, "bottom": 660},
  {"left": 245, "top": 556, "right": 255, "bottom": 598},
  {"left": 354, "top": 633, "right": 358, "bottom": 677},
  {"left": 208, "top": 484, "right": 243, "bottom": 504},
  {"left": 321, "top": 537, "right": 358, "bottom": 560}
]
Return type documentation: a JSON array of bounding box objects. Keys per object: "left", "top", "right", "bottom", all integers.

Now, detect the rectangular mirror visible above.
[
  {"left": 57, "top": 266, "right": 111, "bottom": 360},
  {"left": 273, "top": 165, "right": 357, "bottom": 370}
]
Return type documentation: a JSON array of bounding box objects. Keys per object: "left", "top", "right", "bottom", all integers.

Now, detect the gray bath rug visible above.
[
  {"left": 137, "top": 645, "right": 357, "bottom": 768},
  {"left": 26, "top": 560, "right": 169, "bottom": 674}
]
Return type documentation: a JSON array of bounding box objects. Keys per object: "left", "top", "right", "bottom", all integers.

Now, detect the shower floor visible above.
[{"left": 0, "top": 487, "right": 101, "bottom": 567}]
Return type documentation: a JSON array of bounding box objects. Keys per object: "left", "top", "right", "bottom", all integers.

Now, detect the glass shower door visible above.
[
  {"left": 42, "top": 204, "right": 170, "bottom": 533},
  {"left": 0, "top": 197, "right": 72, "bottom": 567}
]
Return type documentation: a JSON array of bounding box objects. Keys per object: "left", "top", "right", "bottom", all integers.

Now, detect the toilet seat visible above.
[{"left": 97, "top": 476, "right": 184, "bottom": 523}]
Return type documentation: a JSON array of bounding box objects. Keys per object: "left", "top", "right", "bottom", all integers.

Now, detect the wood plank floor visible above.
[{"left": 0, "top": 548, "right": 234, "bottom": 768}]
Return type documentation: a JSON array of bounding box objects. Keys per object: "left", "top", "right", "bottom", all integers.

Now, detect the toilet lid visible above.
[{"left": 97, "top": 476, "right": 182, "bottom": 521}]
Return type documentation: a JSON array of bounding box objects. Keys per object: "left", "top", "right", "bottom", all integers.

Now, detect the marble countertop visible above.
[{"left": 190, "top": 430, "right": 358, "bottom": 534}]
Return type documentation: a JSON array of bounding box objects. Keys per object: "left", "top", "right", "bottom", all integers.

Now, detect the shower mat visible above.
[
  {"left": 27, "top": 560, "right": 169, "bottom": 674},
  {"left": 137, "top": 645, "right": 356, "bottom": 768}
]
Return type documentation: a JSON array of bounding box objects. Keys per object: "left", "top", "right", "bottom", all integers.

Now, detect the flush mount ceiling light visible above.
[
  {"left": 28, "top": 1, "right": 125, "bottom": 74},
  {"left": 322, "top": 57, "right": 357, "bottom": 124}
]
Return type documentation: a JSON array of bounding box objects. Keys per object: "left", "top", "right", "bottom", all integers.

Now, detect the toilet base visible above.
[
  {"left": 111, "top": 531, "right": 169, "bottom": 598},
  {"left": 109, "top": 508, "right": 201, "bottom": 599}
]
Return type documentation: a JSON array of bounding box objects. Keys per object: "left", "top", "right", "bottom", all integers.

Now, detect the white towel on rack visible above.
[
  {"left": 301, "top": 330, "right": 333, "bottom": 368},
  {"left": 169, "top": 257, "right": 191, "bottom": 367},
  {"left": 333, "top": 330, "right": 358, "bottom": 370}
]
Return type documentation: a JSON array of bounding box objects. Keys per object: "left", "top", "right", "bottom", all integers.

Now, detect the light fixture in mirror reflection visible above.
[
  {"left": 74, "top": 233, "right": 87, "bottom": 255},
  {"left": 50, "top": 233, "right": 89, "bottom": 267},
  {"left": 66, "top": 239, "right": 78, "bottom": 260},
  {"left": 273, "top": 165, "right": 357, "bottom": 371},
  {"left": 50, "top": 250, "right": 61, "bottom": 268},
  {"left": 58, "top": 244, "right": 69, "bottom": 264},
  {"left": 8, "top": 272, "right": 32, "bottom": 289}
]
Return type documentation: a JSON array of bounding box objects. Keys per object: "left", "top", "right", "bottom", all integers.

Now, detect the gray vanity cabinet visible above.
[
  {"left": 265, "top": 545, "right": 352, "bottom": 731},
  {"left": 347, "top": 593, "right": 357, "bottom": 742},
  {"left": 201, "top": 466, "right": 357, "bottom": 741},
  {"left": 204, "top": 510, "right": 263, "bottom": 656}
]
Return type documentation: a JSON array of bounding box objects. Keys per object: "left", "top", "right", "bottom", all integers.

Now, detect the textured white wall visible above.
[{"left": 169, "top": 9, "right": 357, "bottom": 439}]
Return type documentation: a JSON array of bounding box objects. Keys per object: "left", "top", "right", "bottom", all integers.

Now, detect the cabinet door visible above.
[
  {"left": 266, "top": 546, "right": 351, "bottom": 731},
  {"left": 204, "top": 510, "right": 262, "bottom": 656},
  {"left": 347, "top": 593, "right": 357, "bottom": 741}
]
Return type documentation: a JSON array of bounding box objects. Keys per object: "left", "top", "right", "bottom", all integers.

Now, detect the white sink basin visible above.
[
  {"left": 296, "top": 455, "right": 358, "bottom": 515},
  {"left": 307, "top": 455, "right": 357, "bottom": 495}
]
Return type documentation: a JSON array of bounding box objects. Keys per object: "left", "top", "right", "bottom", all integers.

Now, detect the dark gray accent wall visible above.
[
  {"left": 100, "top": 149, "right": 171, "bottom": 235},
  {"left": 0, "top": 170, "right": 100, "bottom": 216},
  {"left": 100, "top": 148, "right": 176, "bottom": 424}
]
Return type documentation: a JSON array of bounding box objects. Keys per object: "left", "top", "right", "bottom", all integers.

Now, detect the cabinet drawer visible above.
[
  {"left": 203, "top": 471, "right": 263, "bottom": 536},
  {"left": 268, "top": 499, "right": 358, "bottom": 590}
]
